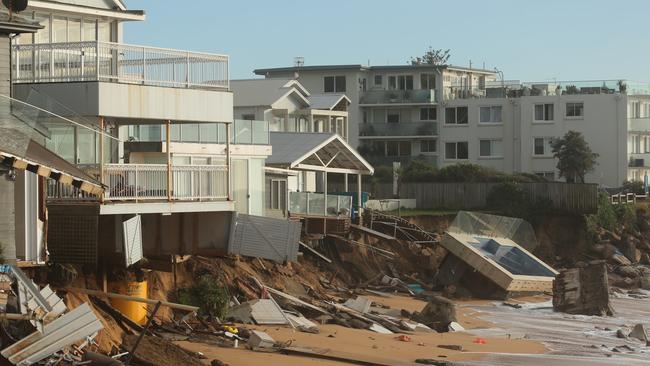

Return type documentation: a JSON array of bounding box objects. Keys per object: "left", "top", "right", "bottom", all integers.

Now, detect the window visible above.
[
  {"left": 420, "top": 107, "right": 437, "bottom": 121},
  {"left": 241, "top": 114, "right": 255, "bottom": 120},
  {"left": 373, "top": 109, "right": 386, "bottom": 124},
  {"left": 82, "top": 19, "right": 96, "bottom": 41},
  {"left": 387, "top": 111, "right": 400, "bottom": 123},
  {"left": 374, "top": 75, "right": 383, "bottom": 86},
  {"left": 386, "top": 141, "right": 410, "bottom": 156},
  {"left": 52, "top": 16, "right": 67, "bottom": 42},
  {"left": 645, "top": 136, "right": 650, "bottom": 153},
  {"left": 445, "top": 142, "right": 468, "bottom": 160},
  {"left": 388, "top": 75, "right": 413, "bottom": 90},
  {"left": 632, "top": 135, "right": 641, "bottom": 153},
  {"left": 399, "top": 141, "right": 411, "bottom": 156},
  {"left": 479, "top": 139, "right": 503, "bottom": 157},
  {"left": 566, "top": 102, "right": 584, "bottom": 118},
  {"left": 630, "top": 101, "right": 641, "bottom": 118},
  {"left": 479, "top": 106, "right": 502, "bottom": 123},
  {"left": 535, "top": 172, "right": 555, "bottom": 181},
  {"left": 270, "top": 180, "right": 287, "bottom": 211},
  {"left": 420, "top": 140, "right": 437, "bottom": 153},
  {"left": 420, "top": 73, "right": 436, "bottom": 89},
  {"left": 324, "top": 76, "right": 346, "bottom": 92},
  {"left": 445, "top": 106, "right": 468, "bottom": 124},
  {"left": 534, "top": 137, "right": 554, "bottom": 156},
  {"left": 534, "top": 103, "right": 554, "bottom": 121}
]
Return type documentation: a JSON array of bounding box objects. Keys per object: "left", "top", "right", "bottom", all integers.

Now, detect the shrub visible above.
[
  {"left": 486, "top": 181, "right": 527, "bottom": 217},
  {"left": 585, "top": 193, "right": 617, "bottom": 240},
  {"left": 401, "top": 159, "right": 437, "bottom": 183},
  {"left": 622, "top": 180, "right": 645, "bottom": 195},
  {"left": 178, "top": 275, "right": 229, "bottom": 319}
]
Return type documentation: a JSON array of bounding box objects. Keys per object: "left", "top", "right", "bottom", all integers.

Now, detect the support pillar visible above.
[
  {"left": 343, "top": 173, "right": 349, "bottom": 192},
  {"left": 166, "top": 120, "right": 172, "bottom": 202},
  {"left": 323, "top": 171, "right": 328, "bottom": 235},
  {"left": 357, "top": 174, "right": 363, "bottom": 225},
  {"left": 99, "top": 116, "right": 105, "bottom": 203},
  {"left": 226, "top": 123, "right": 232, "bottom": 201}
]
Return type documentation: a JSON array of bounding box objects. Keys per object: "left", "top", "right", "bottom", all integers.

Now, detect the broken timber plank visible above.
[
  {"left": 350, "top": 224, "right": 397, "bottom": 241},
  {"left": 299, "top": 242, "right": 332, "bottom": 263},
  {"left": 264, "top": 286, "right": 330, "bottom": 315},
  {"left": 65, "top": 288, "right": 198, "bottom": 312},
  {"left": 281, "top": 346, "right": 410, "bottom": 366}
]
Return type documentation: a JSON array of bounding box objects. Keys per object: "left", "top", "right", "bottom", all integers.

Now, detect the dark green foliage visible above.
[
  {"left": 622, "top": 180, "right": 645, "bottom": 195},
  {"left": 585, "top": 193, "right": 636, "bottom": 241},
  {"left": 178, "top": 275, "right": 229, "bottom": 319},
  {"left": 371, "top": 166, "right": 394, "bottom": 184},
  {"left": 410, "top": 47, "right": 451, "bottom": 66},
  {"left": 551, "top": 131, "right": 599, "bottom": 183},
  {"left": 486, "top": 181, "right": 553, "bottom": 222},
  {"left": 399, "top": 161, "right": 548, "bottom": 183}
]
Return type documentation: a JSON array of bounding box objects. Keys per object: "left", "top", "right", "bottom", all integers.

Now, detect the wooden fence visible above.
[{"left": 332, "top": 182, "right": 599, "bottom": 214}]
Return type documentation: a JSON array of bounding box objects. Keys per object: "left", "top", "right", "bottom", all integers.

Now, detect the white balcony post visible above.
[
  {"left": 226, "top": 122, "right": 231, "bottom": 201},
  {"left": 99, "top": 116, "right": 105, "bottom": 203},
  {"left": 95, "top": 41, "right": 100, "bottom": 79},
  {"left": 306, "top": 192, "right": 310, "bottom": 215},
  {"left": 166, "top": 120, "right": 172, "bottom": 202},
  {"left": 186, "top": 51, "right": 190, "bottom": 88},
  {"left": 357, "top": 174, "right": 363, "bottom": 225},
  {"left": 142, "top": 47, "right": 147, "bottom": 84}
]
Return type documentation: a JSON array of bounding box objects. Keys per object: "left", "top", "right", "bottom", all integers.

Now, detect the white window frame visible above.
[
  {"left": 445, "top": 141, "right": 469, "bottom": 160},
  {"left": 533, "top": 103, "right": 554, "bottom": 122},
  {"left": 478, "top": 139, "right": 503, "bottom": 158},
  {"left": 533, "top": 137, "right": 554, "bottom": 157},
  {"left": 420, "top": 139, "right": 437, "bottom": 153},
  {"left": 419, "top": 107, "right": 437, "bottom": 121},
  {"left": 479, "top": 105, "right": 503, "bottom": 124},
  {"left": 445, "top": 106, "right": 469, "bottom": 125},
  {"left": 373, "top": 75, "right": 383, "bottom": 87},
  {"left": 534, "top": 171, "right": 555, "bottom": 181},
  {"left": 270, "top": 179, "right": 286, "bottom": 211},
  {"left": 565, "top": 102, "right": 584, "bottom": 119},
  {"left": 324, "top": 75, "right": 346, "bottom": 93},
  {"left": 387, "top": 74, "right": 414, "bottom": 90},
  {"left": 420, "top": 73, "right": 436, "bottom": 90}
]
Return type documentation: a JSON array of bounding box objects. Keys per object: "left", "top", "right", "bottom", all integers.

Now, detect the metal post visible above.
[
  {"left": 226, "top": 123, "right": 231, "bottom": 201},
  {"left": 186, "top": 51, "right": 190, "bottom": 88},
  {"left": 306, "top": 192, "right": 310, "bottom": 215},
  {"left": 166, "top": 120, "right": 172, "bottom": 202},
  {"left": 357, "top": 174, "right": 363, "bottom": 225},
  {"left": 323, "top": 172, "right": 328, "bottom": 235},
  {"left": 343, "top": 173, "right": 349, "bottom": 192},
  {"left": 125, "top": 301, "right": 162, "bottom": 366},
  {"left": 99, "top": 116, "right": 105, "bottom": 203}
]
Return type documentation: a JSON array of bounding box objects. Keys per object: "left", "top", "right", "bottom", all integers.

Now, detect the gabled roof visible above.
[
  {"left": 267, "top": 132, "right": 373, "bottom": 175},
  {"left": 0, "top": 11, "right": 43, "bottom": 33},
  {"left": 308, "top": 94, "right": 350, "bottom": 110},
  {"left": 27, "top": 1, "right": 145, "bottom": 21},
  {"left": 231, "top": 78, "right": 310, "bottom": 108},
  {"left": 254, "top": 64, "right": 497, "bottom": 75}
]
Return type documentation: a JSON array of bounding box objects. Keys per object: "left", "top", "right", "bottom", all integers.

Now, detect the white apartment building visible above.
[{"left": 255, "top": 64, "right": 650, "bottom": 187}]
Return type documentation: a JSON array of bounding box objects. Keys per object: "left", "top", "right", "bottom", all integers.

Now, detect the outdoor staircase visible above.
[{"left": 361, "top": 208, "right": 439, "bottom": 245}]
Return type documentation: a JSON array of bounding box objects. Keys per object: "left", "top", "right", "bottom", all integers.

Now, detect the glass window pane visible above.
[
  {"left": 83, "top": 19, "right": 96, "bottom": 41},
  {"left": 457, "top": 107, "right": 468, "bottom": 124},
  {"left": 217, "top": 123, "right": 227, "bottom": 143},
  {"left": 181, "top": 124, "right": 199, "bottom": 142},
  {"left": 335, "top": 76, "right": 346, "bottom": 92},
  {"left": 77, "top": 127, "right": 97, "bottom": 164},
  {"left": 98, "top": 21, "right": 111, "bottom": 42},
  {"left": 492, "top": 106, "right": 502, "bottom": 122},
  {"left": 386, "top": 141, "right": 399, "bottom": 156},
  {"left": 445, "top": 108, "right": 456, "bottom": 124},
  {"left": 170, "top": 125, "right": 181, "bottom": 141},
  {"left": 399, "top": 141, "right": 410, "bottom": 156},
  {"left": 140, "top": 125, "right": 162, "bottom": 141},
  {"left": 480, "top": 140, "right": 491, "bottom": 156},
  {"left": 535, "top": 105, "right": 543, "bottom": 120},
  {"left": 34, "top": 14, "right": 50, "bottom": 43},
  {"left": 387, "top": 112, "right": 399, "bottom": 123},
  {"left": 534, "top": 138, "right": 544, "bottom": 155},
  {"left": 405, "top": 75, "right": 414, "bottom": 90},
  {"left": 373, "top": 109, "right": 386, "bottom": 124},
  {"left": 68, "top": 17, "right": 81, "bottom": 42},
  {"left": 252, "top": 120, "right": 269, "bottom": 144},
  {"left": 324, "top": 76, "right": 334, "bottom": 92},
  {"left": 46, "top": 126, "right": 75, "bottom": 162},
  {"left": 545, "top": 104, "right": 554, "bottom": 120},
  {"left": 200, "top": 123, "right": 217, "bottom": 143},
  {"left": 445, "top": 143, "right": 456, "bottom": 159},
  {"left": 492, "top": 140, "right": 502, "bottom": 156},
  {"left": 457, "top": 142, "right": 468, "bottom": 159},
  {"left": 388, "top": 76, "right": 397, "bottom": 90},
  {"left": 374, "top": 75, "right": 382, "bottom": 85},
  {"left": 52, "top": 16, "right": 67, "bottom": 42},
  {"left": 480, "top": 107, "right": 490, "bottom": 123}
]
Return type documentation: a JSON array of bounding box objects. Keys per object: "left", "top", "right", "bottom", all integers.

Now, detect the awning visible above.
[
  {"left": 0, "top": 140, "right": 103, "bottom": 195},
  {"left": 267, "top": 132, "right": 374, "bottom": 175}
]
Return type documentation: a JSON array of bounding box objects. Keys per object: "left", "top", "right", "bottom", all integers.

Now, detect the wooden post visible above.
[
  {"left": 226, "top": 122, "right": 232, "bottom": 201},
  {"left": 323, "top": 171, "right": 328, "bottom": 235},
  {"left": 166, "top": 120, "right": 172, "bottom": 201},
  {"left": 357, "top": 174, "right": 363, "bottom": 225},
  {"left": 99, "top": 116, "right": 105, "bottom": 203},
  {"left": 343, "top": 173, "right": 348, "bottom": 192}
]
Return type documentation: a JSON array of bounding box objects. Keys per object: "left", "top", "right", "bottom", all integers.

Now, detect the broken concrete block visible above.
[
  {"left": 553, "top": 261, "right": 613, "bottom": 316},
  {"left": 248, "top": 330, "right": 276, "bottom": 349},
  {"left": 413, "top": 296, "right": 456, "bottom": 331},
  {"left": 438, "top": 344, "right": 463, "bottom": 351},
  {"left": 448, "top": 322, "right": 465, "bottom": 332},
  {"left": 629, "top": 324, "right": 649, "bottom": 344},
  {"left": 343, "top": 296, "right": 372, "bottom": 314},
  {"left": 616, "top": 328, "right": 630, "bottom": 339},
  {"left": 227, "top": 299, "right": 288, "bottom": 325}
]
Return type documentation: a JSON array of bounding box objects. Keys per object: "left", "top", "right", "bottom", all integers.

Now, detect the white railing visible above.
[
  {"left": 104, "top": 163, "right": 228, "bottom": 201},
  {"left": 13, "top": 41, "right": 229, "bottom": 90}
]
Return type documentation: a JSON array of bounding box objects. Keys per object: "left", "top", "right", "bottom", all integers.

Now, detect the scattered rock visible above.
[
  {"left": 616, "top": 266, "right": 639, "bottom": 278},
  {"left": 413, "top": 296, "right": 457, "bottom": 331},
  {"left": 211, "top": 360, "right": 229, "bottom": 366},
  {"left": 616, "top": 328, "right": 630, "bottom": 339},
  {"left": 629, "top": 324, "right": 649, "bottom": 345},
  {"left": 415, "top": 359, "right": 453, "bottom": 366},
  {"left": 248, "top": 330, "right": 276, "bottom": 349}
]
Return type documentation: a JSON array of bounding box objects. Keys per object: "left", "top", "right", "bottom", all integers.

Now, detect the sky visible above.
[{"left": 124, "top": 0, "right": 650, "bottom": 82}]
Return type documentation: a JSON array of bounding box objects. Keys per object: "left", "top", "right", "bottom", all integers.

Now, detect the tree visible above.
[
  {"left": 410, "top": 47, "right": 451, "bottom": 66},
  {"left": 551, "top": 131, "right": 599, "bottom": 183}
]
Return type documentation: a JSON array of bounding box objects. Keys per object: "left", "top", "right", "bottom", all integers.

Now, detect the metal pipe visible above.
[{"left": 64, "top": 287, "right": 198, "bottom": 312}]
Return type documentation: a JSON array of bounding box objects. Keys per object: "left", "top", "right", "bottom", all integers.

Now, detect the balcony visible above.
[
  {"left": 289, "top": 192, "right": 352, "bottom": 217},
  {"left": 359, "top": 122, "right": 438, "bottom": 138},
  {"left": 629, "top": 153, "right": 650, "bottom": 168},
  {"left": 629, "top": 118, "right": 650, "bottom": 133},
  {"left": 13, "top": 41, "right": 228, "bottom": 90},
  {"left": 365, "top": 155, "right": 438, "bottom": 168},
  {"left": 12, "top": 42, "right": 233, "bottom": 123},
  {"left": 360, "top": 89, "right": 437, "bottom": 105}
]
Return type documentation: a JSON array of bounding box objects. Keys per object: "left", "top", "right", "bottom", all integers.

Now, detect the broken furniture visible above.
[{"left": 553, "top": 260, "right": 613, "bottom": 316}]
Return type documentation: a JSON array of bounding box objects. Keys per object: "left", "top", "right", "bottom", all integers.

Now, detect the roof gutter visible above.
[{"left": 28, "top": 1, "right": 145, "bottom": 21}]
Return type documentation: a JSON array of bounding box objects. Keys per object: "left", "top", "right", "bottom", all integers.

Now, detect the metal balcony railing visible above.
[
  {"left": 13, "top": 41, "right": 229, "bottom": 90},
  {"left": 103, "top": 163, "right": 228, "bottom": 201},
  {"left": 359, "top": 121, "right": 438, "bottom": 137},
  {"left": 628, "top": 117, "right": 650, "bottom": 132},
  {"left": 289, "top": 192, "right": 352, "bottom": 217},
  {"left": 360, "top": 89, "right": 437, "bottom": 104}
]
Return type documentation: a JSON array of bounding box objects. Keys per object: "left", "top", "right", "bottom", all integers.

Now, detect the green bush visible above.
[
  {"left": 585, "top": 193, "right": 618, "bottom": 240},
  {"left": 622, "top": 180, "right": 645, "bottom": 195},
  {"left": 486, "top": 181, "right": 553, "bottom": 222},
  {"left": 178, "top": 275, "right": 229, "bottom": 319},
  {"left": 398, "top": 162, "right": 549, "bottom": 184},
  {"left": 401, "top": 159, "right": 437, "bottom": 182}
]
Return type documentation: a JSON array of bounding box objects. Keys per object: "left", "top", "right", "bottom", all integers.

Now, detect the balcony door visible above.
[{"left": 232, "top": 159, "right": 249, "bottom": 214}]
